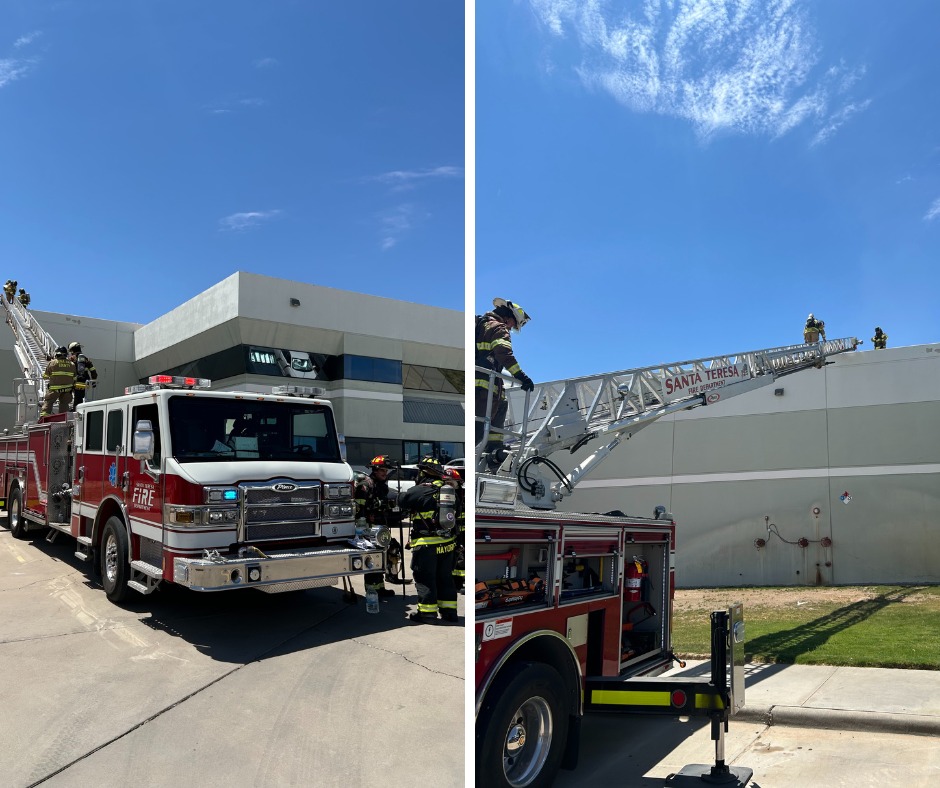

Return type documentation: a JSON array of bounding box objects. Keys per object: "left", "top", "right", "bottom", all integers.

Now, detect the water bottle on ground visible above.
[{"left": 366, "top": 588, "right": 380, "bottom": 614}]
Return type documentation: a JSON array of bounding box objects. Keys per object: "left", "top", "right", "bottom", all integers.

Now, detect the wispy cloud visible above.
[
  {"left": 529, "top": 0, "right": 869, "bottom": 144},
  {"left": 2, "top": 30, "right": 42, "bottom": 89},
  {"left": 379, "top": 203, "right": 430, "bottom": 250},
  {"left": 205, "top": 96, "right": 266, "bottom": 114},
  {"left": 14, "top": 31, "right": 42, "bottom": 48},
  {"left": 253, "top": 57, "right": 278, "bottom": 69},
  {"left": 369, "top": 165, "right": 464, "bottom": 191},
  {"left": 925, "top": 198, "right": 940, "bottom": 222},
  {"left": 219, "top": 210, "right": 282, "bottom": 232}
]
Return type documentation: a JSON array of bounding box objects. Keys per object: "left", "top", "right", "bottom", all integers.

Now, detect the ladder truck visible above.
[
  {"left": 474, "top": 336, "right": 860, "bottom": 788},
  {"left": 0, "top": 301, "right": 388, "bottom": 604}
]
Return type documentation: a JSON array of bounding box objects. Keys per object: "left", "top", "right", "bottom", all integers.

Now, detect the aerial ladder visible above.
[
  {"left": 2, "top": 295, "right": 60, "bottom": 426},
  {"left": 476, "top": 336, "right": 861, "bottom": 510}
]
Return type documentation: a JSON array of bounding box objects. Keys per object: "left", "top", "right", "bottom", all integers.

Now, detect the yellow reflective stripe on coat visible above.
[{"left": 410, "top": 535, "right": 453, "bottom": 547}]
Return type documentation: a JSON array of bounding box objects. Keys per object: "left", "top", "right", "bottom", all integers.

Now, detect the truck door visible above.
[
  {"left": 75, "top": 406, "right": 106, "bottom": 514},
  {"left": 104, "top": 404, "right": 129, "bottom": 506},
  {"left": 126, "top": 402, "right": 163, "bottom": 558}
]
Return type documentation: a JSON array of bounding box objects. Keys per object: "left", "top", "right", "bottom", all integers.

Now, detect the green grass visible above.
[{"left": 671, "top": 586, "right": 940, "bottom": 670}]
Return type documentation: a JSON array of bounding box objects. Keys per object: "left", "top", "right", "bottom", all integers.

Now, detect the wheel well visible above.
[
  {"left": 482, "top": 633, "right": 582, "bottom": 720},
  {"left": 93, "top": 500, "right": 126, "bottom": 551}
]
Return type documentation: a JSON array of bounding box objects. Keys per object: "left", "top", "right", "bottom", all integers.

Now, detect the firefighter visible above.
[
  {"left": 872, "top": 326, "right": 888, "bottom": 349},
  {"left": 444, "top": 467, "right": 466, "bottom": 594},
  {"left": 475, "top": 298, "right": 534, "bottom": 469},
  {"left": 399, "top": 456, "right": 458, "bottom": 624},
  {"left": 354, "top": 456, "right": 397, "bottom": 599},
  {"left": 17, "top": 288, "right": 30, "bottom": 308},
  {"left": 3, "top": 280, "right": 15, "bottom": 303},
  {"left": 40, "top": 346, "right": 76, "bottom": 417},
  {"left": 803, "top": 313, "right": 826, "bottom": 343},
  {"left": 68, "top": 342, "right": 98, "bottom": 407}
]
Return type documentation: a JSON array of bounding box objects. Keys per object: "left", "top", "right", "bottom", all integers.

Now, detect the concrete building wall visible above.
[{"left": 557, "top": 343, "right": 940, "bottom": 587}]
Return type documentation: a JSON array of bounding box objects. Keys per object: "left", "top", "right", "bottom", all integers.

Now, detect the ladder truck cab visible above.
[
  {"left": 474, "top": 336, "right": 860, "bottom": 787},
  {"left": 0, "top": 375, "right": 388, "bottom": 603}
]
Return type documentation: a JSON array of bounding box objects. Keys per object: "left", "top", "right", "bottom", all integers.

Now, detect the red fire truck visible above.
[{"left": 474, "top": 336, "right": 860, "bottom": 787}]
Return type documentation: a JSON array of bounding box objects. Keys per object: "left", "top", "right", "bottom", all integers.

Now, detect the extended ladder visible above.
[
  {"left": 2, "top": 296, "right": 60, "bottom": 425},
  {"left": 479, "top": 337, "right": 859, "bottom": 509}
]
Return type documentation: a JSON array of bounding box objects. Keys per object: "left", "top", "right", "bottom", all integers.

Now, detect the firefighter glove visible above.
[{"left": 518, "top": 373, "right": 535, "bottom": 392}]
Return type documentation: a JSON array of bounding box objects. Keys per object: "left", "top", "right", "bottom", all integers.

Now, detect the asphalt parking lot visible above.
[{"left": 0, "top": 521, "right": 464, "bottom": 788}]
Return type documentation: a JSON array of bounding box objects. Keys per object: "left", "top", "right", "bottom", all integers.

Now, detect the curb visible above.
[{"left": 735, "top": 704, "right": 940, "bottom": 737}]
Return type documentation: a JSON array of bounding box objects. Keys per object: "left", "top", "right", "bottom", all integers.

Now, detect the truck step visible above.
[
  {"left": 76, "top": 535, "right": 92, "bottom": 546},
  {"left": 74, "top": 549, "right": 92, "bottom": 562},
  {"left": 45, "top": 529, "right": 58, "bottom": 544},
  {"left": 130, "top": 560, "right": 162, "bottom": 579},
  {"left": 127, "top": 580, "right": 157, "bottom": 595}
]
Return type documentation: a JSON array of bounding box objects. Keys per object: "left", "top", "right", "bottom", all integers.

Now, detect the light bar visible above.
[
  {"left": 147, "top": 375, "right": 211, "bottom": 389},
  {"left": 271, "top": 385, "right": 326, "bottom": 398}
]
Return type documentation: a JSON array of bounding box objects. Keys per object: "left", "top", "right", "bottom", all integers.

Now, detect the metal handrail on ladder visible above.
[{"left": 2, "top": 296, "right": 62, "bottom": 424}]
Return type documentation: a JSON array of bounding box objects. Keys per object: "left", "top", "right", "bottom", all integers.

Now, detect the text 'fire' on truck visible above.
[{"left": 473, "top": 336, "right": 859, "bottom": 788}]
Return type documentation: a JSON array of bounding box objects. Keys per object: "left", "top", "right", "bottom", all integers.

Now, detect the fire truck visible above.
[
  {"left": 474, "top": 336, "right": 860, "bottom": 787},
  {"left": 0, "top": 298, "right": 387, "bottom": 603}
]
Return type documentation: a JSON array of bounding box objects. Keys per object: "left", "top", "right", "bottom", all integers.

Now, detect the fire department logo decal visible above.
[{"left": 108, "top": 462, "right": 118, "bottom": 488}]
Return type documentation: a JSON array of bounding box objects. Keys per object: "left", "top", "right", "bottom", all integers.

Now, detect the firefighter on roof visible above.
[
  {"left": 872, "top": 326, "right": 888, "bottom": 349},
  {"left": 803, "top": 313, "right": 826, "bottom": 343},
  {"left": 354, "top": 456, "right": 397, "bottom": 600},
  {"left": 40, "top": 346, "right": 76, "bottom": 417},
  {"left": 475, "top": 297, "right": 534, "bottom": 469},
  {"left": 68, "top": 342, "right": 98, "bottom": 407},
  {"left": 399, "top": 456, "right": 459, "bottom": 624}
]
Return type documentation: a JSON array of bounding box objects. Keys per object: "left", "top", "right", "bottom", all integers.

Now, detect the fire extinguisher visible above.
[{"left": 624, "top": 556, "right": 648, "bottom": 603}]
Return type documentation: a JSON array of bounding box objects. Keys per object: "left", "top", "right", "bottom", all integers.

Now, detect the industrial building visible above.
[
  {"left": 0, "top": 272, "right": 464, "bottom": 467},
  {"left": 556, "top": 342, "right": 940, "bottom": 587}
]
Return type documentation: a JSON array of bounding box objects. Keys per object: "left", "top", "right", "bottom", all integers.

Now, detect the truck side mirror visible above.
[
  {"left": 337, "top": 433, "right": 347, "bottom": 462},
  {"left": 132, "top": 419, "right": 155, "bottom": 461}
]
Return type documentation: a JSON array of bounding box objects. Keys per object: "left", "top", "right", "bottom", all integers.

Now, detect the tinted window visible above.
[
  {"left": 106, "top": 410, "right": 123, "bottom": 452},
  {"left": 85, "top": 410, "right": 104, "bottom": 451}
]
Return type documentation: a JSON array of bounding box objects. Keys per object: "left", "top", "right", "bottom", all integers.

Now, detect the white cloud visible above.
[
  {"left": 253, "top": 57, "right": 278, "bottom": 69},
  {"left": 204, "top": 96, "right": 266, "bottom": 114},
  {"left": 925, "top": 198, "right": 940, "bottom": 222},
  {"left": 530, "top": 0, "right": 869, "bottom": 144},
  {"left": 219, "top": 210, "right": 282, "bottom": 232},
  {"left": 14, "top": 31, "right": 42, "bottom": 48},
  {"left": 379, "top": 203, "right": 430, "bottom": 250},
  {"left": 371, "top": 166, "right": 464, "bottom": 191}
]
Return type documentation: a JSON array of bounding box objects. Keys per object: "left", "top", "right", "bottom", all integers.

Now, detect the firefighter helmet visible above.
[
  {"left": 417, "top": 456, "right": 444, "bottom": 480},
  {"left": 370, "top": 455, "right": 395, "bottom": 470},
  {"left": 808, "top": 313, "right": 814, "bottom": 320},
  {"left": 55, "top": 346, "right": 68, "bottom": 358},
  {"left": 875, "top": 326, "right": 882, "bottom": 333},
  {"left": 443, "top": 467, "right": 462, "bottom": 484},
  {"left": 68, "top": 342, "right": 82, "bottom": 354},
  {"left": 493, "top": 298, "right": 531, "bottom": 331}
]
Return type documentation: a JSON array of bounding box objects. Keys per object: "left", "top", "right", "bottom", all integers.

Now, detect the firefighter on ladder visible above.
[
  {"left": 40, "top": 346, "right": 76, "bottom": 417},
  {"left": 68, "top": 342, "right": 98, "bottom": 407},
  {"left": 475, "top": 298, "right": 534, "bottom": 469},
  {"left": 354, "top": 455, "right": 398, "bottom": 600},
  {"left": 399, "top": 457, "right": 459, "bottom": 624}
]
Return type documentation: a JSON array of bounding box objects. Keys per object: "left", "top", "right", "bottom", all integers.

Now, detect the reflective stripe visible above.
[
  {"left": 439, "top": 600, "right": 457, "bottom": 610},
  {"left": 507, "top": 363, "right": 521, "bottom": 375},
  {"left": 417, "top": 603, "right": 438, "bottom": 613},
  {"left": 410, "top": 535, "right": 453, "bottom": 547}
]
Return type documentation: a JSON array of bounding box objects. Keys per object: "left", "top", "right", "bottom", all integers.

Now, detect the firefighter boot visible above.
[{"left": 408, "top": 612, "right": 439, "bottom": 625}]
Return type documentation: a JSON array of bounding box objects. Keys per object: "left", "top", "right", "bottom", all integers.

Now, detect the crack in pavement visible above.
[{"left": 349, "top": 636, "right": 464, "bottom": 681}]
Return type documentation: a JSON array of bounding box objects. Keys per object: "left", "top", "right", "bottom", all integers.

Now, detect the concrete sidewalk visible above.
[{"left": 669, "top": 659, "right": 940, "bottom": 737}]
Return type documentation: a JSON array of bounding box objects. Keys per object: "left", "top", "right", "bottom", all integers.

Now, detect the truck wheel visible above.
[
  {"left": 8, "top": 487, "right": 28, "bottom": 540},
  {"left": 100, "top": 517, "right": 130, "bottom": 603},
  {"left": 476, "top": 661, "right": 569, "bottom": 788}
]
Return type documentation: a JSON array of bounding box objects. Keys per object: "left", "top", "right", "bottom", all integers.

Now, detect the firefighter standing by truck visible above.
[
  {"left": 354, "top": 456, "right": 398, "bottom": 600},
  {"left": 475, "top": 298, "right": 534, "bottom": 468},
  {"left": 40, "top": 346, "right": 76, "bottom": 417},
  {"left": 68, "top": 342, "right": 98, "bottom": 407},
  {"left": 399, "top": 457, "right": 459, "bottom": 624},
  {"left": 444, "top": 467, "right": 466, "bottom": 594}
]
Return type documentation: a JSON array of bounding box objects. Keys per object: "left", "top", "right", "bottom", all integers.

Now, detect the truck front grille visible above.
[{"left": 241, "top": 480, "right": 321, "bottom": 541}]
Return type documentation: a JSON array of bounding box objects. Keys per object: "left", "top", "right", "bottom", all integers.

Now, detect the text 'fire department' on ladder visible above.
[
  {"left": 1, "top": 294, "right": 59, "bottom": 425},
  {"left": 477, "top": 336, "right": 860, "bottom": 510}
]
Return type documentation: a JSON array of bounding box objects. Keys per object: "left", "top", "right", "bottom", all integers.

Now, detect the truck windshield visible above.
[{"left": 167, "top": 396, "right": 342, "bottom": 463}]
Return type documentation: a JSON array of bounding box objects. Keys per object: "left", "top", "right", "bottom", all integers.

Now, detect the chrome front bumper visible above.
[{"left": 172, "top": 545, "right": 386, "bottom": 592}]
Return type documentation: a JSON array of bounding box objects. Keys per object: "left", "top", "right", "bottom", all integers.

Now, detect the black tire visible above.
[
  {"left": 100, "top": 516, "right": 130, "bottom": 603},
  {"left": 8, "top": 486, "right": 28, "bottom": 540},
  {"left": 476, "top": 661, "right": 570, "bottom": 788}
]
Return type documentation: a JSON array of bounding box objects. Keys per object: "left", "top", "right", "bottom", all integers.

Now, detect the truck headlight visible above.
[{"left": 326, "top": 503, "right": 354, "bottom": 519}]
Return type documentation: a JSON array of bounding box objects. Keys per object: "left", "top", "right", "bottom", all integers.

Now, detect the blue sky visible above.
[
  {"left": 1, "top": 1, "right": 464, "bottom": 324},
  {"left": 476, "top": 0, "right": 940, "bottom": 381}
]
